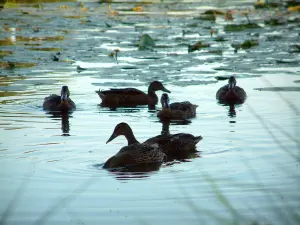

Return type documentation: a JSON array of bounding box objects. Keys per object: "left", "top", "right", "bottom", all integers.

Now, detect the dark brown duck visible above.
[
  {"left": 96, "top": 81, "right": 170, "bottom": 108},
  {"left": 157, "top": 93, "right": 198, "bottom": 120},
  {"left": 143, "top": 122, "right": 202, "bottom": 159},
  {"left": 104, "top": 122, "right": 166, "bottom": 169},
  {"left": 43, "top": 86, "right": 76, "bottom": 111},
  {"left": 216, "top": 76, "right": 247, "bottom": 104}
]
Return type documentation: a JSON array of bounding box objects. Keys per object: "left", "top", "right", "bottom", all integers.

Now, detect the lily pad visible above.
[
  {"left": 27, "top": 47, "right": 61, "bottom": 51},
  {"left": 214, "top": 36, "right": 227, "bottom": 42},
  {"left": 202, "top": 9, "right": 225, "bottom": 15},
  {"left": 188, "top": 41, "right": 210, "bottom": 53},
  {"left": 0, "top": 51, "right": 13, "bottom": 57},
  {"left": 265, "top": 18, "right": 286, "bottom": 26},
  {"left": 16, "top": 36, "right": 64, "bottom": 42},
  {"left": 0, "top": 39, "right": 15, "bottom": 46},
  {"left": 138, "top": 34, "right": 155, "bottom": 50},
  {"left": 194, "top": 14, "right": 216, "bottom": 21},
  {"left": 241, "top": 40, "right": 259, "bottom": 49},
  {"left": 0, "top": 61, "right": 36, "bottom": 69},
  {"left": 224, "top": 23, "right": 261, "bottom": 32},
  {"left": 254, "top": 2, "right": 281, "bottom": 9}
]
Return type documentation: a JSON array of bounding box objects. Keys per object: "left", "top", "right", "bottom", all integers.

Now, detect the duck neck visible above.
[
  {"left": 148, "top": 87, "right": 158, "bottom": 106},
  {"left": 148, "top": 86, "right": 157, "bottom": 96},
  {"left": 161, "top": 122, "right": 170, "bottom": 136},
  {"left": 124, "top": 129, "right": 139, "bottom": 145}
]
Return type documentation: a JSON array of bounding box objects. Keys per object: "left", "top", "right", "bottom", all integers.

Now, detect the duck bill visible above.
[
  {"left": 106, "top": 133, "right": 117, "bottom": 144},
  {"left": 163, "top": 100, "right": 169, "bottom": 108},
  {"left": 61, "top": 93, "right": 68, "bottom": 101},
  {"left": 162, "top": 87, "right": 171, "bottom": 93}
]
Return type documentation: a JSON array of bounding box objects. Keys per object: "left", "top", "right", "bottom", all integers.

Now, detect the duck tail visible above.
[
  {"left": 95, "top": 89, "right": 105, "bottom": 100},
  {"left": 194, "top": 135, "right": 203, "bottom": 144},
  {"left": 193, "top": 104, "right": 199, "bottom": 109}
]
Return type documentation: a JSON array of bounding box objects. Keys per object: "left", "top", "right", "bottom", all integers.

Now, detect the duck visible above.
[
  {"left": 216, "top": 76, "right": 247, "bottom": 104},
  {"left": 103, "top": 122, "right": 166, "bottom": 169},
  {"left": 96, "top": 81, "right": 171, "bottom": 108},
  {"left": 143, "top": 121, "right": 202, "bottom": 159},
  {"left": 157, "top": 93, "right": 198, "bottom": 120},
  {"left": 42, "top": 86, "right": 76, "bottom": 111}
]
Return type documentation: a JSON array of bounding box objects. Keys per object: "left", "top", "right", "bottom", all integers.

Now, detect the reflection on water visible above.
[
  {"left": 0, "top": 0, "right": 299, "bottom": 225},
  {"left": 93, "top": 163, "right": 160, "bottom": 180},
  {"left": 228, "top": 104, "right": 236, "bottom": 118},
  {"left": 46, "top": 111, "right": 71, "bottom": 136}
]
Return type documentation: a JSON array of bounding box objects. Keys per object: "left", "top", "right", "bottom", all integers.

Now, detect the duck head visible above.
[
  {"left": 228, "top": 76, "right": 237, "bottom": 90},
  {"left": 60, "top": 86, "right": 70, "bottom": 104},
  {"left": 149, "top": 81, "right": 171, "bottom": 93},
  {"left": 160, "top": 93, "right": 170, "bottom": 108},
  {"left": 106, "top": 122, "right": 132, "bottom": 144}
]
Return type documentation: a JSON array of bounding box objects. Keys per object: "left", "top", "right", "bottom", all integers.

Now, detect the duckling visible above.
[
  {"left": 43, "top": 86, "right": 76, "bottom": 111},
  {"left": 104, "top": 122, "right": 166, "bottom": 169},
  {"left": 216, "top": 76, "right": 247, "bottom": 104},
  {"left": 96, "top": 81, "right": 170, "bottom": 108},
  {"left": 143, "top": 122, "right": 202, "bottom": 159},
  {"left": 157, "top": 93, "right": 198, "bottom": 120}
]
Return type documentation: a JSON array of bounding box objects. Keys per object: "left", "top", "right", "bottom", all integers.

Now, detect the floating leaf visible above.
[
  {"left": 64, "top": 15, "right": 85, "bottom": 19},
  {"left": 265, "top": 18, "right": 286, "bottom": 26},
  {"left": 241, "top": 40, "right": 259, "bottom": 49},
  {"left": 224, "top": 23, "right": 261, "bottom": 32},
  {"left": 0, "top": 51, "right": 13, "bottom": 57},
  {"left": 0, "top": 61, "right": 36, "bottom": 69},
  {"left": 107, "top": 4, "right": 118, "bottom": 16},
  {"left": 214, "top": 36, "right": 227, "bottom": 42},
  {"left": 202, "top": 9, "right": 224, "bottom": 15},
  {"left": 138, "top": 34, "right": 155, "bottom": 50},
  {"left": 288, "top": 5, "right": 300, "bottom": 12},
  {"left": 16, "top": 36, "right": 64, "bottom": 42},
  {"left": 4, "top": 2, "right": 19, "bottom": 8},
  {"left": 254, "top": 2, "right": 281, "bottom": 9},
  {"left": 188, "top": 41, "right": 210, "bottom": 53},
  {"left": 132, "top": 6, "right": 142, "bottom": 12},
  {"left": 0, "top": 38, "right": 15, "bottom": 46},
  {"left": 27, "top": 47, "right": 61, "bottom": 51},
  {"left": 194, "top": 14, "right": 216, "bottom": 21}
]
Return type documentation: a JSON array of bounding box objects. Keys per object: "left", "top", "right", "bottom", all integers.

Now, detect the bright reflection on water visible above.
[{"left": 0, "top": 0, "right": 300, "bottom": 225}]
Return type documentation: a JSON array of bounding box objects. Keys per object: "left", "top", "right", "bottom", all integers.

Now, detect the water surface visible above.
[{"left": 0, "top": 0, "right": 299, "bottom": 224}]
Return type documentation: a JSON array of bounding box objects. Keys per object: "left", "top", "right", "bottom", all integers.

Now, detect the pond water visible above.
[{"left": 0, "top": 0, "right": 299, "bottom": 225}]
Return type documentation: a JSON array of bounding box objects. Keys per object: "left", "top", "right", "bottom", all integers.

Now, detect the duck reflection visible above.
[
  {"left": 228, "top": 103, "right": 236, "bottom": 118},
  {"left": 106, "top": 163, "right": 161, "bottom": 180},
  {"left": 46, "top": 111, "right": 72, "bottom": 136},
  {"left": 143, "top": 121, "right": 202, "bottom": 162}
]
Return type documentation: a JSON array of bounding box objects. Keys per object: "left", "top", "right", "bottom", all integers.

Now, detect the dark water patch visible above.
[
  {"left": 294, "top": 80, "right": 300, "bottom": 83},
  {"left": 276, "top": 59, "right": 300, "bottom": 65},
  {"left": 254, "top": 87, "right": 300, "bottom": 92}
]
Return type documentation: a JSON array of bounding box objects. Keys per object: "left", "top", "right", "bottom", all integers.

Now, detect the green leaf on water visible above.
[
  {"left": 224, "top": 23, "right": 261, "bottom": 32},
  {"left": 4, "top": 2, "right": 20, "bottom": 8},
  {"left": 241, "top": 40, "right": 259, "bottom": 49},
  {"left": 138, "top": 34, "right": 155, "bottom": 50}
]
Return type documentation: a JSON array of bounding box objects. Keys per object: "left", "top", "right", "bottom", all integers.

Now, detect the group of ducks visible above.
[{"left": 43, "top": 76, "right": 246, "bottom": 170}]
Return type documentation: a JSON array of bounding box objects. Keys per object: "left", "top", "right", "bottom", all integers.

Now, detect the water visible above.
[{"left": 0, "top": 0, "right": 300, "bottom": 224}]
